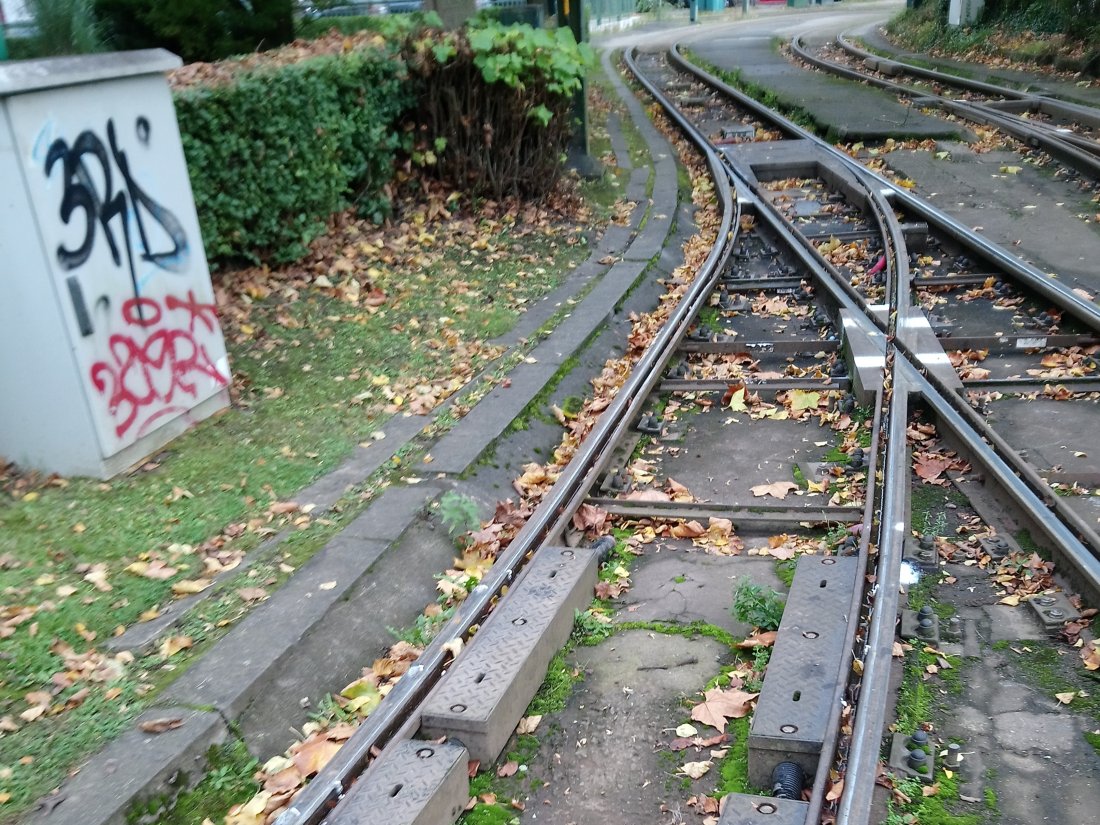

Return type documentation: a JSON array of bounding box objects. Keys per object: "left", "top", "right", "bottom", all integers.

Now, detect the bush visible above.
[
  {"left": 22, "top": 0, "right": 106, "bottom": 56},
  {"left": 94, "top": 0, "right": 295, "bottom": 63},
  {"left": 402, "top": 21, "right": 595, "bottom": 199},
  {"left": 174, "top": 45, "right": 412, "bottom": 265}
]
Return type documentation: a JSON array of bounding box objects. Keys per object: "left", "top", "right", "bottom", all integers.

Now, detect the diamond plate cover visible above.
[
  {"left": 420, "top": 545, "right": 598, "bottom": 763},
  {"left": 328, "top": 740, "right": 468, "bottom": 825},
  {"left": 749, "top": 556, "right": 857, "bottom": 786},
  {"left": 717, "top": 793, "right": 809, "bottom": 825}
]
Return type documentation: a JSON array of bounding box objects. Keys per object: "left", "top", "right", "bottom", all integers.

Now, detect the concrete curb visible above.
[{"left": 30, "top": 50, "right": 686, "bottom": 825}]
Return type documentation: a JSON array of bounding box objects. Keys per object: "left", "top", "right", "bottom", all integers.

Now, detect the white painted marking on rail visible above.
[
  {"left": 895, "top": 522, "right": 905, "bottom": 532},
  {"left": 917, "top": 352, "right": 952, "bottom": 366},
  {"left": 855, "top": 355, "right": 885, "bottom": 368},
  {"left": 1017, "top": 337, "right": 1047, "bottom": 348}
]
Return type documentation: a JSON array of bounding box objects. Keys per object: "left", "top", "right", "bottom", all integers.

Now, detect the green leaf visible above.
[{"left": 528, "top": 105, "right": 553, "bottom": 127}]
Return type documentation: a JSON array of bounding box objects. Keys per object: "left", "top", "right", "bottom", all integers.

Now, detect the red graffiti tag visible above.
[{"left": 90, "top": 294, "right": 228, "bottom": 439}]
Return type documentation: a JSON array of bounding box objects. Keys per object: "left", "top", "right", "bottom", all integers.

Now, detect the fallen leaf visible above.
[
  {"left": 1055, "top": 691, "right": 1075, "bottom": 705},
  {"left": 690, "top": 687, "right": 758, "bottom": 732},
  {"left": 516, "top": 715, "right": 542, "bottom": 735},
  {"left": 675, "top": 723, "right": 698, "bottom": 738},
  {"left": 497, "top": 760, "right": 519, "bottom": 777},
  {"left": 292, "top": 736, "right": 342, "bottom": 777},
  {"left": 750, "top": 481, "right": 799, "bottom": 500},
  {"left": 679, "top": 760, "right": 712, "bottom": 779},
  {"left": 237, "top": 587, "right": 268, "bottom": 602},
  {"left": 171, "top": 578, "right": 212, "bottom": 596},
  {"left": 159, "top": 635, "right": 193, "bottom": 658},
  {"left": 139, "top": 717, "right": 184, "bottom": 734}
]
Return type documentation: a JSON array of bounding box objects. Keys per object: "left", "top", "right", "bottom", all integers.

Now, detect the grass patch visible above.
[
  {"left": 910, "top": 483, "right": 967, "bottom": 537},
  {"left": 886, "top": 772, "right": 982, "bottom": 825},
  {"left": 136, "top": 739, "right": 259, "bottom": 825},
  {"left": 1003, "top": 644, "right": 1100, "bottom": 719}
]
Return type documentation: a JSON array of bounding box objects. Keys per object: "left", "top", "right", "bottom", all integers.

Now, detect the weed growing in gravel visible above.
[
  {"left": 439, "top": 491, "right": 482, "bottom": 546},
  {"left": 730, "top": 580, "right": 786, "bottom": 631}
]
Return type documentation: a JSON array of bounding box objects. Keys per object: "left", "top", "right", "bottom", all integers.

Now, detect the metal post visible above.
[
  {"left": 563, "top": 0, "right": 598, "bottom": 176},
  {"left": 689, "top": 0, "right": 697, "bottom": 23},
  {"left": 742, "top": 0, "right": 749, "bottom": 14}
]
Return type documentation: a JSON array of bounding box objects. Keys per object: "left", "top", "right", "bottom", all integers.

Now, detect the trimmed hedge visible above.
[{"left": 174, "top": 46, "right": 412, "bottom": 265}]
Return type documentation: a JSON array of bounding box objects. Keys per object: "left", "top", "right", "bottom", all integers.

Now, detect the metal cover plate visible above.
[
  {"left": 718, "top": 793, "right": 809, "bottom": 825},
  {"left": 749, "top": 556, "right": 857, "bottom": 785},
  {"left": 327, "top": 739, "right": 468, "bottom": 825},
  {"left": 420, "top": 545, "right": 598, "bottom": 761}
]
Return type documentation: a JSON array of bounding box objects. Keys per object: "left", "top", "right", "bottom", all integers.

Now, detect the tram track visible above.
[
  {"left": 789, "top": 33, "right": 1100, "bottom": 182},
  {"left": 271, "top": 33, "right": 1100, "bottom": 825}
]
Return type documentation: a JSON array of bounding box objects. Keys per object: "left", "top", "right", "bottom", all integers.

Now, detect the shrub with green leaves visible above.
[
  {"left": 174, "top": 45, "right": 412, "bottom": 265},
  {"left": 402, "top": 21, "right": 595, "bottom": 199}
]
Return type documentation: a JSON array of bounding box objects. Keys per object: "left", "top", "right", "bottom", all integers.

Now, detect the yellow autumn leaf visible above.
[
  {"left": 171, "top": 578, "right": 212, "bottom": 596},
  {"left": 788, "top": 390, "right": 821, "bottom": 411},
  {"left": 727, "top": 388, "right": 748, "bottom": 413},
  {"left": 159, "top": 635, "right": 193, "bottom": 658}
]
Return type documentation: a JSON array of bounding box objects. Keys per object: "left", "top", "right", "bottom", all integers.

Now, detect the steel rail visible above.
[
  {"left": 676, "top": 38, "right": 1100, "bottom": 573},
  {"left": 657, "top": 41, "right": 1100, "bottom": 822},
  {"left": 276, "top": 51, "right": 740, "bottom": 825},
  {"left": 626, "top": 50, "right": 893, "bottom": 822},
  {"left": 788, "top": 35, "right": 1100, "bottom": 182},
  {"left": 835, "top": 34, "right": 1100, "bottom": 129},
  {"left": 668, "top": 43, "right": 1100, "bottom": 334}
]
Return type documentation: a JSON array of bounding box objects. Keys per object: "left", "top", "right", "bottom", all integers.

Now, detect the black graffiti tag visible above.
[{"left": 45, "top": 117, "right": 190, "bottom": 328}]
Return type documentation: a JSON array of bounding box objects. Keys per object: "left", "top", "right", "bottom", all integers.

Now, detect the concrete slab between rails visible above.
[
  {"left": 688, "top": 35, "right": 958, "bottom": 141},
  {"left": 27, "top": 707, "right": 229, "bottom": 825}
]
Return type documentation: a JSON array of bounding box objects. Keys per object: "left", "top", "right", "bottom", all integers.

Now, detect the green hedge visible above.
[{"left": 174, "top": 46, "right": 411, "bottom": 266}]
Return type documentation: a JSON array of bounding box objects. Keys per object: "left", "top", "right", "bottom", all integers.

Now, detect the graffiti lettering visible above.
[
  {"left": 45, "top": 117, "right": 190, "bottom": 324},
  {"left": 90, "top": 294, "right": 228, "bottom": 439}
]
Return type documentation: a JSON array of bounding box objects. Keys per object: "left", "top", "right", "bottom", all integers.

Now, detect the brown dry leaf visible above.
[
  {"left": 622, "top": 488, "right": 672, "bottom": 502},
  {"left": 172, "top": 578, "right": 212, "bottom": 596},
  {"left": 139, "top": 717, "right": 184, "bottom": 734},
  {"left": 83, "top": 564, "right": 112, "bottom": 592},
  {"left": 680, "top": 760, "right": 712, "bottom": 779},
  {"left": 671, "top": 520, "right": 706, "bottom": 539},
  {"left": 497, "top": 760, "right": 519, "bottom": 778},
  {"left": 572, "top": 503, "right": 610, "bottom": 533},
  {"left": 159, "top": 635, "right": 193, "bottom": 658},
  {"left": 225, "top": 790, "right": 272, "bottom": 825},
  {"left": 750, "top": 481, "right": 799, "bottom": 500},
  {"left": 126, "top": 560, "right": 179, "bottom": 580},
  {"left": 237, "top": 587, "right": 268, "bottom": 602},
  {"left": 516, "top": 715, "right": 542, "bottom": 735},
  {"left": 1082, "top": 640, "right": 1100, "bottom": 671},
  {"left": 292, "top": 735, "right": 343, "bottom": 778},
  {"left": 690, "top": 687, "right": 758, "bottom": 732},
  {"left": 736, "top": 631, "right": 778, "bottom": 649},
  {"left": 826, "top": 777, "right": 845, "bottom": 802}
]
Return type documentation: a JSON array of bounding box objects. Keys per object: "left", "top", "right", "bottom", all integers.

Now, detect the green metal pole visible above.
[
  {"left": 565, "top": 0, "right": 589, "bottom": 159},
  {"left": 0, "top": 25, "right": 8, "bottom": 61}
]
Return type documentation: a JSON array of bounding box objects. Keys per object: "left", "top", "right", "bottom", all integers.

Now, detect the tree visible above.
[{"left": 94, "top": 0, "right": 294, "bottom": 63}]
